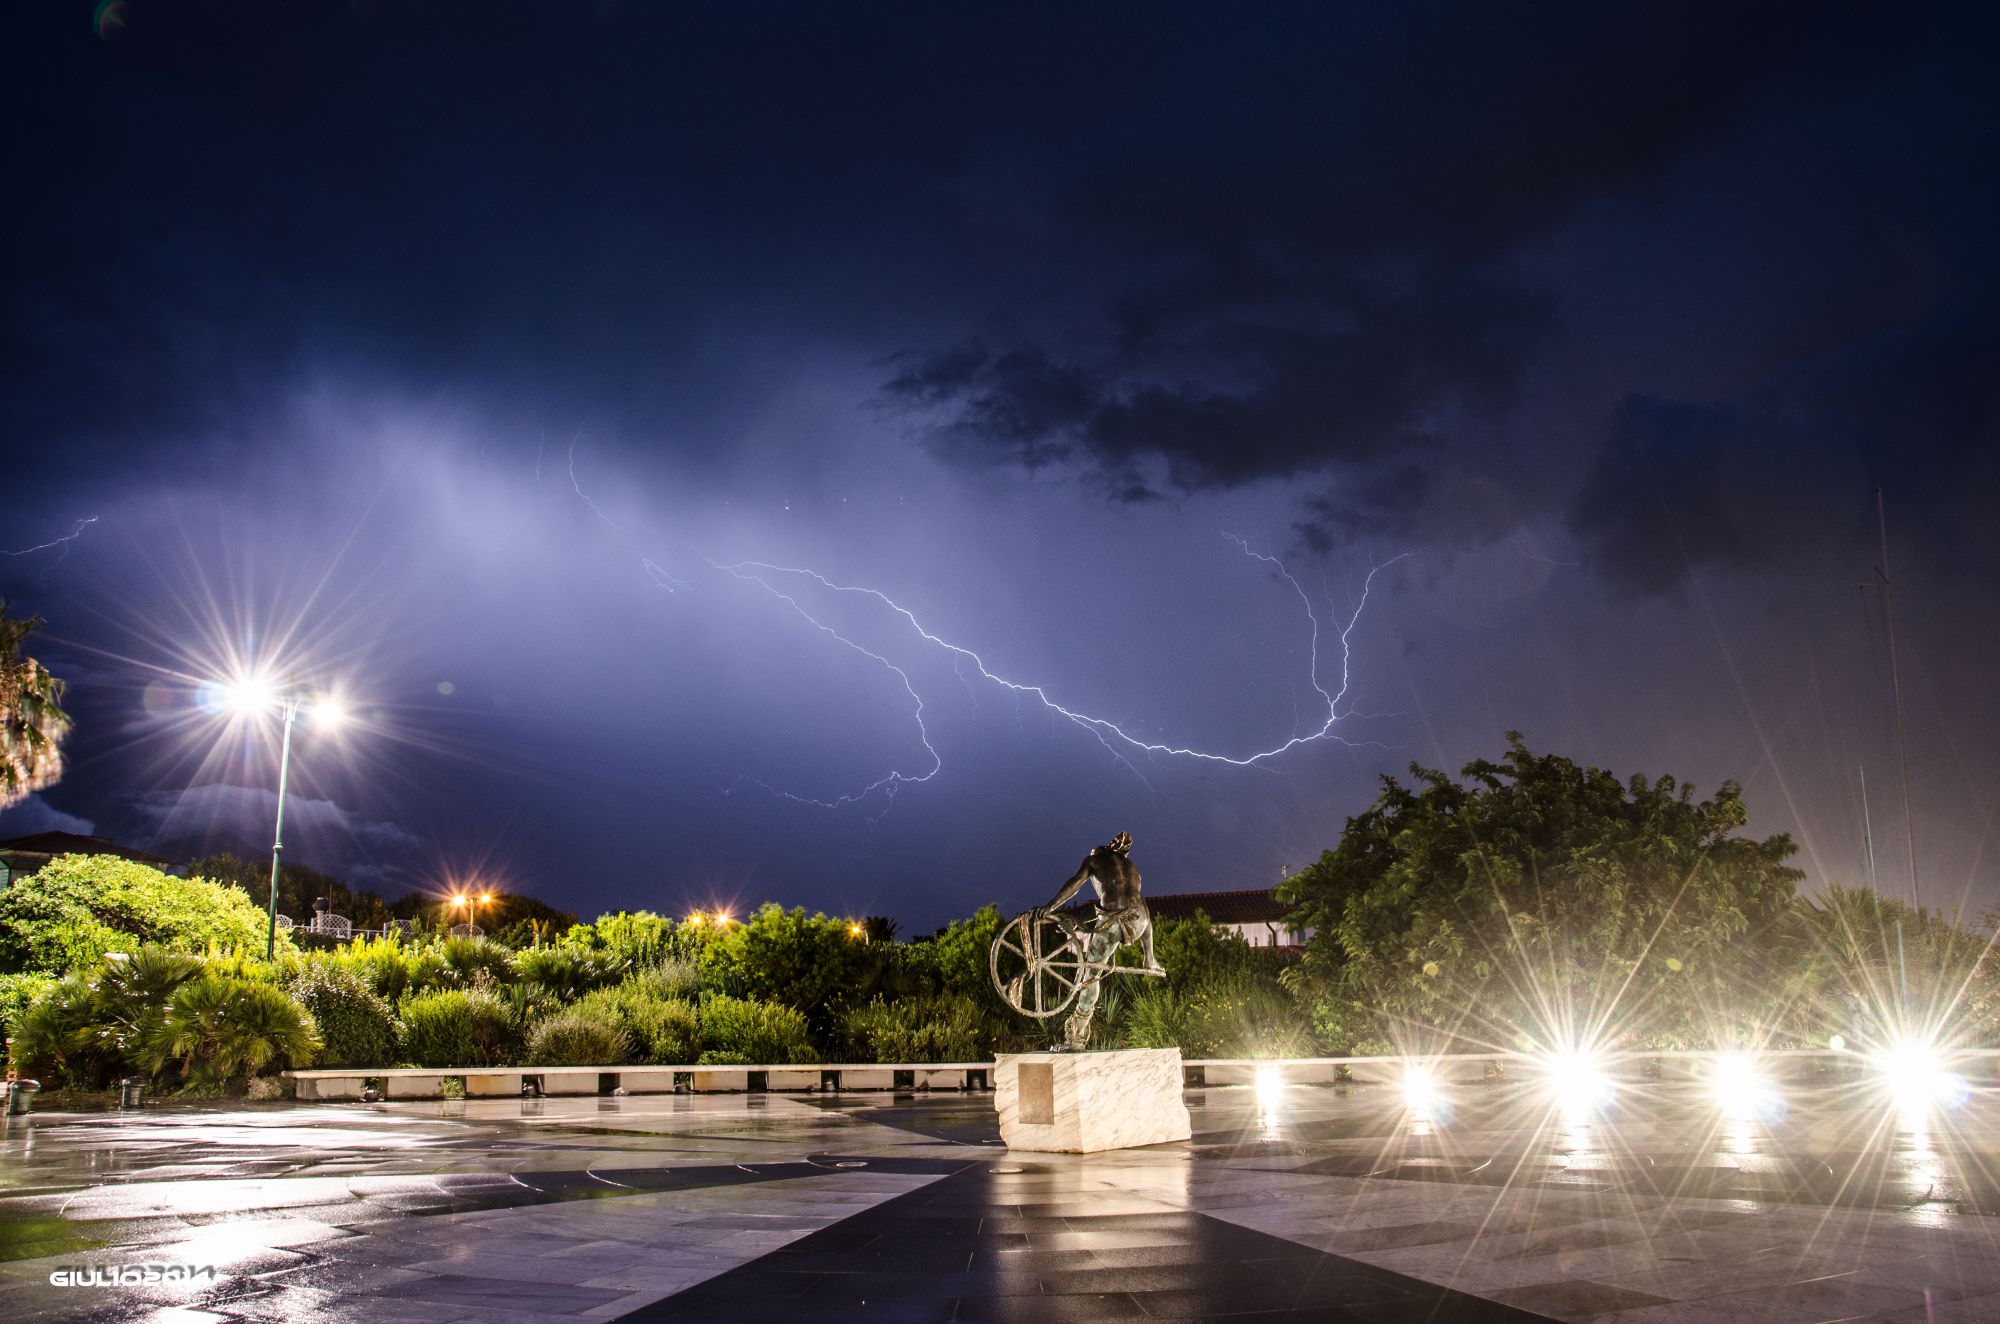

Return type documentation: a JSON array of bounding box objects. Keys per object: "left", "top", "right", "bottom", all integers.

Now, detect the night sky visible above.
[{"left": 4, "top": 2, "right": 1996, "bottom": 932}]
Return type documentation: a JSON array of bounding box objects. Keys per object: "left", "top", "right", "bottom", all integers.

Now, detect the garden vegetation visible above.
[{"left": 4, "top": 737, "right": 1995, "bottom": 1095}]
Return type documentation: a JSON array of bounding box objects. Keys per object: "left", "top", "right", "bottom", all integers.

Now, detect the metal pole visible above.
[
  {"left": 1874, "top": 486, "right": 1921, "bottom": 911},
  {"left": 266, "top": 699, "right": 298, "bottom": 961},
  {"left": 1860, "top": 766, "right": 1878, "bottom": 893}
]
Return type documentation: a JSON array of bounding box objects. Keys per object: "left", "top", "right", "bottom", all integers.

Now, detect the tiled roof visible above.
[{"left": 1145, "top": 888, "right": 1295, "bottom": 925}]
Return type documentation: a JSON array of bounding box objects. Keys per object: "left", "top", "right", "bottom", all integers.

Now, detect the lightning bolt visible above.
[
  {"left": 563, "top": 446, "right": 1408, "bottom": 812},
  {"left": 3, "top": 515, "right": 99, "bottom": 559}
]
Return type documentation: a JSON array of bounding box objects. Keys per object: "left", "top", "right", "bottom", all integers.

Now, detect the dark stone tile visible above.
[
  {"left": 954, "top": 1292, "right": 1149, "bottom": 1323},
  {"left": 1323, "top": 1220, "right": 1488, "bottom": 1253},
  {"left": 1485, "top": 1278, "right": 1672, "bottom": 1317}
]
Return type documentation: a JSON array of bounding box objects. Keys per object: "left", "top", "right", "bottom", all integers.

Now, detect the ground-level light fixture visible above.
[
  {"left": 1402, "top": 1062, "right": 1442, "bottom": 1117},
  {"left": 1712, "top": 1050, "right": 1782, "bottom": 1120},
  {"left": 1543, "top": 1047, "right": 1615, "bottom": 1119},
  {"left": 1874, "top": 1037, "right": 1969, "bottom": 1121}
]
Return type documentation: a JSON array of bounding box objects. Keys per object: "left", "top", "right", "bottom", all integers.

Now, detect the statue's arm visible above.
[{"left": 1040, "top": 858, "right": 1093, "bottom": 913}]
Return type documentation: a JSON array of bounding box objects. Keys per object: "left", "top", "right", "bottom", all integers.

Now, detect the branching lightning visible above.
[
  {"left": 3, "top": 515, "right": 99, "bottom": 559},
  {"left": 563, "top": 446, "right": 1409, "bottom": 812}
]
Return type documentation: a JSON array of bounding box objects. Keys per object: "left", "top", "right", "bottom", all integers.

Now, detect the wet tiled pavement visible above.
[{"left": 6, "top": 1076, "right": 2000, "bottom": 1322}]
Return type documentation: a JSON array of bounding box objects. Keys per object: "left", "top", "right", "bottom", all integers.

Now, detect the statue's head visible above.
[{"left": 1108, "top": 831, "right": 1133, "bottom": 855}]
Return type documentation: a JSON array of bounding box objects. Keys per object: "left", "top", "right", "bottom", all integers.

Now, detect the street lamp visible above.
[
  {"left": 211, "top": 674, "right": 346, "bottom": 959},
  {"left": 447, "top": 890, "right": 496, "bottom": 935}
]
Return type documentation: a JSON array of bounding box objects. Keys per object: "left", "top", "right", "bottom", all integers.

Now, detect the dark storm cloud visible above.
[
  {"left": 883, "top": 2, "right": 1866, "bottom": 531},
  {"left": 1569, "top": 226, "right": 2000, "bottom": 596}
]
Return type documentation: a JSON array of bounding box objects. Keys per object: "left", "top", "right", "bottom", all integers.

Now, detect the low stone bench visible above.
[{"left": 286, "top": 1062, "right": 998, "bottom": 1101}]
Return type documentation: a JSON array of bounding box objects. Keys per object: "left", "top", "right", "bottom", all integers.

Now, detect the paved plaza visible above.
[{"left": 5, "top": 1075, "right": 2000, "bottom": 1323}]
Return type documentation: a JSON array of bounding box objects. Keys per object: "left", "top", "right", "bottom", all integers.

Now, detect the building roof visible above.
[
  {"left": 1146, "top": 888, "right": 1295, "bottom": 926},
  {"left": 0, "top": 832, "right": 182, "bottom": 869}
]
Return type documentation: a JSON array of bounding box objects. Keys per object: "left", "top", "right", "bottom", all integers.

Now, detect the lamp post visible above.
[
  {"left": 265, "top": 696, "right": 300, "bottom": 961},
  {"left": 210, "top": 675, "right": 345, "bottom": 960}
]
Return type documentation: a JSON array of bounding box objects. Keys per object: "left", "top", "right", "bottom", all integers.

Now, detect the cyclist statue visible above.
[{"left": 1031, "top": 831, "right": 1161, "bottom": 1051}]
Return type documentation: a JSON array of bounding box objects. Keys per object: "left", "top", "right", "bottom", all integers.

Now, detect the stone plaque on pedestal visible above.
[{"left": 994, "top": 1048, "right": 1191, "bottom": 1152}]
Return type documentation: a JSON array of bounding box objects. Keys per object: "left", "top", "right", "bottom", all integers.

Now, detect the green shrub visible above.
[
  {"left": 0, "top": 855, "right": 277, "bottom": 975},
  {"left": 560, "top": 910, "right": 694, "bottom": 968},
  {"left": 0, "top": 971, "right": 55, "bottom": 1059},
  {"left": 287, "top": 963, "right": 396, "bottom": 1067},
  {"left": 570, "top": 979, "right": 700, "bottom": 1064},
  {"left": 438, "top": 936, "right": 514, "bottom": 986},
  {"left": 135, "top": 974, "right": 320, "bottom": 1090},
  {"left": 1121, "top": 973, "right": 1311, "bottom": 1058},
  {"left": 319, "top": 935, "right": 418, "bottom": 1001},
  {"left": 398, "top": 989, "right": 517, "bottom": 1067},
  {"left": 10, "top": 973, "right": 111, "bottom": 1086},
  {"left": 842, "top": 994, "right": 988, "bottom": 1062},
  {"left": 525, "top": 1006, "right": 633, "bottom": 1065},
  {"left": 512, "top": 945, "right": 620, "bottom": 1002},
  {"left": 698, "top": 993, "right": 816, "bottom": 1064}
]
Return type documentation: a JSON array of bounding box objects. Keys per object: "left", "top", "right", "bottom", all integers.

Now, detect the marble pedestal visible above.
[{"left": 994, "top": 1048, "right": 1191, "bottom": 1152}]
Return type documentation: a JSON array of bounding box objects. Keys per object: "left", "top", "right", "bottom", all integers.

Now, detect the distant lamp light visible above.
[
  {"left": 479, "top": 892, "right": 494, "bottom": 905},
  {"left": 309, "top": 695, "right": 348, "bottom": 730},
  {"left": 687, "top": 912, "right": 705, "bottom": 927},
  {"left": 848, "top": 922, "right": 865, "bottom": 939}
]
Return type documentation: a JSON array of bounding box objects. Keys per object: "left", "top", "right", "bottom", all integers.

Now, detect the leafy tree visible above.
[
  {"left": 191, "top": 854, "right": 396, "bottom": 931},
  {"left": 910, "top": 904, "right": 1003, "bottom": 1001},
  {"left": 0, "top": 606, "right": 70, "bottom": 810},
  {"left": 0, "top": 855, "right": 279, "bottom": 975},
  {"left": 698, "top": 904, "right": 879, "bottom": 1032},
  {"left": 1784, "top": 887, "right": 2000, "bottom": 1050},
  {"left": 1279, "top": 735, "right": 1805, "bottom": 1054}
]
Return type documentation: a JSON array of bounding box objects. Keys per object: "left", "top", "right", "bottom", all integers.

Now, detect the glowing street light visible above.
[{"left": 207, "top": 673, "right": 347, "bottom": 959}]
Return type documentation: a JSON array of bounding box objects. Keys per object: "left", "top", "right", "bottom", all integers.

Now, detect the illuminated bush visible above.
[
  {"left": 842, "top": 994, "right": 987, "bottom": 1062},
  {"left": 397, "top": 988, "right": 517, "bottom": 1067},
  {"left": 571, "top": 978, "right": 700, "bottom": 1064},
  {"left": 525, "top": 1006, "right": 632, "bottom": 1066},
  {"left": 698, "top": 993, "right": 816, "bottom": 1064},
  {"left": 287, "top": 963, "right": 396, "bottom": 1068}
]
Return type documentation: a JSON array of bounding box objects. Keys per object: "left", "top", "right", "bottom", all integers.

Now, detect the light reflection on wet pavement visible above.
[{"left": 4, "top": 1079, "right": 2000, "bottom": 1322}]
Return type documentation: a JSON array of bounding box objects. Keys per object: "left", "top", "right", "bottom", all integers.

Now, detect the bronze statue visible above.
[{"left": 990, "top": 831, "right": 1167, "bottom": 1051}]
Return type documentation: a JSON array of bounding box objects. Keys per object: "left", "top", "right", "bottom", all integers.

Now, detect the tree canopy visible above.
[
  {"left": 0, "top": 606, "right": 70, "bottom": 810},
  {"left": 1279, "top": 734, "right": 1806, "bottom": 1054}
]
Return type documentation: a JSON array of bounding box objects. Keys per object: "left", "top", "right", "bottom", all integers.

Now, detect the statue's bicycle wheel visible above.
[{"left": 989, "top": 911, "right": 1085, "bottom": 1018}]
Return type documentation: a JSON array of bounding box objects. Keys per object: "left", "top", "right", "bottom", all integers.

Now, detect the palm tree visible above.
[{"left": 1, "top": 605, "right": 71, "bottom": 810}]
